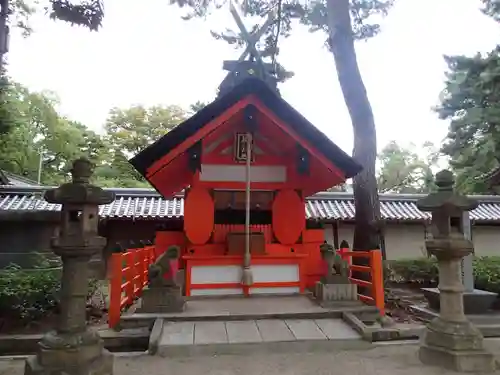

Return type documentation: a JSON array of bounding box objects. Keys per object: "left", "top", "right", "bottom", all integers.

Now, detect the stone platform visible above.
[{"left": 149, "top": 318, "right": 368, "bottom": 356}]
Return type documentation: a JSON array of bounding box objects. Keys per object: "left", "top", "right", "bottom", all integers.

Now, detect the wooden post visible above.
[{"left": 369, "top": 249, "right": 385, "bottom": 316}]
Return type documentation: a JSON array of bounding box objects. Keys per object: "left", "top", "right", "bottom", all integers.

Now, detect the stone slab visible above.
[
  {"left": 256, "top": 319, "right": 295, "bottom": 342},
  {"left": 315, "top": 319, "right": 360, "bottom": 340},
  {"left": 285, "top": 320, "right": 327, "bottom": 341},
  {"left": 421, "top": 287, "right": 497, "bottom": 315},
  {"left": 226, "top": 321, "right": 262, "bottom": 343},
  {"left": 194, "top": 321, "right": 227, "bottom": 345},
  {"left": 159, "top": 322, "right": 194, "bottom": 346}
]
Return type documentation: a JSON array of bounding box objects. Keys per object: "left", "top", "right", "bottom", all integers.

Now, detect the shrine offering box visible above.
[{"left": 227, "top": 232, "right": 266, "bottom": 254}]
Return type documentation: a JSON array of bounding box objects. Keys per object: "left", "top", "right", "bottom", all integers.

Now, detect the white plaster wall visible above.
[
  {"left": 383, "top": 224, "right": 427, "bottom": 260},
  {"left": 473, "top": 226, "right": 500, "bottom": 256},
  {"left": 324, "top": 222, "right": 500, "bottom": 259},
  {"left": 337, "top": 222, "right": 355, "bottom": 247}
]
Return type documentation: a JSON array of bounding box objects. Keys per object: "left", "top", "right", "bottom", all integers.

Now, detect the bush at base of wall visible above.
[
  {"left": 0, "top": 253, "right": 98, "bottom": 325},
  {"left": 386, "top": 256, "right": 500, "bottom": 295}
]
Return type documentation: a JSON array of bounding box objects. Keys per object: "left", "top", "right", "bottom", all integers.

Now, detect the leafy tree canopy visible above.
[
  {"left": 377, "top": 141, "right": 438, "bottom": 194},
  {"left": 436, "top": 1, "right": 500, "bottom": 194},
  {"left": 0, "top": 81, "right": 190, "bottom": 187}
]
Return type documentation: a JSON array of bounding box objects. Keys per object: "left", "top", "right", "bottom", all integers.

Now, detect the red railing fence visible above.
[
  {"left": 108, "top": 243, "right": 156, "bottom": 328},
  {"left": 336, "top": 245, "right": 385, "bottom": 315}
]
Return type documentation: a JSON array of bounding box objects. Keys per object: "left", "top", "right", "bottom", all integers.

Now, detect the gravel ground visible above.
[{"left": 2, "top": 344, "right": 500, "bottom": 375}]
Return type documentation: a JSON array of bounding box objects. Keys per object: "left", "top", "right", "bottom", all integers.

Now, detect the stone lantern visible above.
[
  {"left": 25, "top": 157, "right": 115, "bottom": 375},
  {"left": 416, "top": 170, "right": 495, "bottom": 373}
]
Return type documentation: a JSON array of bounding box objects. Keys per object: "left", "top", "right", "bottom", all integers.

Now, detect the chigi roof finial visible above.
[{"left": 217, "top": 0, "right": 279, "bottom": 96}]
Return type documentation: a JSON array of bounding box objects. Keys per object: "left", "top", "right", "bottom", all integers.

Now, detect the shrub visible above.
[
  {"left": 386, "top": 257, "right": 438, "bottom": 286},
  {"left": 473, "top": 256, "right": 500, "bottom": 294},
  {"left": 386, "top": 256, "right": 500, "bottom": 294},
  {"left": 0, "top": 263, "right": 61, "bottom": 322},
  {"left": 0, "top": 253, "right": 99, "bottom": 324}
]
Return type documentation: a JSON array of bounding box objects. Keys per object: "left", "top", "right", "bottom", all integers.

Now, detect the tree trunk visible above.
[
  {"left": 326, "top": 0, "right": 381, "bottom": 260},
  {"left": 0, "top": 0, "right": 7, "bottom": 67}
]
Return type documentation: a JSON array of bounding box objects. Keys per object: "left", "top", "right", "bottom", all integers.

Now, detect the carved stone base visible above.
[
  {"left": 419, "top": 317, "right": 496, "bottom": 372},
  {"left": 24, "top": 338, "right": 113, "bottom": 375},
  {"left": 315, "top": 281, "right": 358, "bottom": 303},
  {"left": 140, "top": 285, "right": 186, "bottom": 313}
]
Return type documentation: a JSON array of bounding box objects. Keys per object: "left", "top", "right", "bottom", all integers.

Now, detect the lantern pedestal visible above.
[
  {"left": 25, "top": 331, "right": 113, "bottom": 375},
  {"left": 419, "top": 317, "right": 495, "bottom": 372}
]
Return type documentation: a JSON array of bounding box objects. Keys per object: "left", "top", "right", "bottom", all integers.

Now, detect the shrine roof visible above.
[{"left": 129, "top": 77, "right": 362, "bottom": 180}]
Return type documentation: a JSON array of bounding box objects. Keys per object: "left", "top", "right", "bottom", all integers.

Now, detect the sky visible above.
[{"left": 6, "top": 0, "right": 500, "bottom": 156}]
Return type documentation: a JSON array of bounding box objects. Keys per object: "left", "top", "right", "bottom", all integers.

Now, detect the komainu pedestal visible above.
[
  {"left": 24, "top": 158, "right": 115, "bottom": 375},
  {"left": 140, "top": 246, "right": 186, "bottom": 313},
  {"left": 314, "top": 243, "right": 359, "bottom": 306},
  {"left": 416, "top": 170, "right": 495, "bottom": 373}
]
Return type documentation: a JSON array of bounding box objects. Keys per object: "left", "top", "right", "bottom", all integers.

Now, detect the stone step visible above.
[
  {"left": 149, "top": 318, "right": 369, "bottom": 357},
  {"left": 120, "top": 303, "right": 379, "bottom": 329}
]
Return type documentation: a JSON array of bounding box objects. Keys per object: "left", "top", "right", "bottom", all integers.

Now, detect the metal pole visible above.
[{"left": 241, "top": 132, "right": 253, "bottom": 288}]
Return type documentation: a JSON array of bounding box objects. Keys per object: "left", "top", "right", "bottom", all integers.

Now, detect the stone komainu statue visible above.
[
  {"left": 148, "top": 245, "right": 181, "bottom": 287},
  {"left": 333, "top": 253, "right": 350, "bottom": 279}
]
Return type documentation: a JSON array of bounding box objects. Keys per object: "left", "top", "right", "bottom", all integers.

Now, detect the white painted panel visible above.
[
  {"left": 250, "top": 287, "right": 300, "bottom": 295},
  {"left": 191, "top": 265, "right": 241, "bottom": 284},
  {"left": 251, "top": 265, "right": 299, "bottom": 283},
  {"left": 191, "top": 288, "right": 243, "bottom": 296},
  {"left": 200, "top": 164, "right": 286, "bottom": 183}
]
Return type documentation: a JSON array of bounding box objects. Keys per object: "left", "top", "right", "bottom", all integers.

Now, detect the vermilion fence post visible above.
[
  {"left": 140, "top": 248, "right": 148, "bottom": 287},
  {"left": 124, "top": 251, "right": 135, "bottom": 305},
  {"left": 108, "top": 253, "right": 123, "bottom": 329},
  {"left": 369, "top": 249, "right": 385, "bottom": 316},
  {"left": 133, "top": 249, "right": 142, "bottom": 295}
]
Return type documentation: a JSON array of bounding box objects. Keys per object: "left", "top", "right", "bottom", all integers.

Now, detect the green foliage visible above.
[
  {"left": 377, "top": 141, "right": 438, "bottom": 193},
  {"left": 436, "top": 5, "right": 500, "bottom": 194},
  {"left": 189, "top": 101, "right": 209, "bottom": 114},
  {"left": 474, "top": 256, "right": 500, "bottom": 294},
  {"left": 9, "top": 0, "right": 37, "bottom": 36},
  {"left": 101, "top": 105, "right": 187, "bottom": 187},
  {"left": 436, "top": 49, "right": 500, "bottom": 194},
  {"left": 170, "top": 0, "right": 393, "bottom": 84},
  {"left": 386, "top": 256, "right": 500, "bottom": 295},
  {"left": 0, "top": 253, "right": 99, "bottom": 324},
  {"left": 0, "top": 253, "right": 61, "bottom": 322},
  {"left": 0, "top": 71, "right": 15, "bottom": 136},
  {"left": 49, "top": 0, "right": 104, "bottom": 31},
  {"left": 385, "top": 257, "right": 439, "bottom": 285},
  {"left": 0, "top": 81, "right": 189, "bottom": 187}
]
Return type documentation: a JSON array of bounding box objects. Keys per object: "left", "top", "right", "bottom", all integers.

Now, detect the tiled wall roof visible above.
[{"left": 2, "top": 187, "right": 500, "bottom": 222}]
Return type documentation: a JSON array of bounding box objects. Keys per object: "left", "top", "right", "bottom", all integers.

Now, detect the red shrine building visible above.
[{"left": 130, "top": 77, "right": 362, "bottom": 297}]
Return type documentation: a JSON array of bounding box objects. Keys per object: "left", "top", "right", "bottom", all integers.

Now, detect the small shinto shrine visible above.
[{"left": 129, "top": 77, "right": 362, "bottom": 297}]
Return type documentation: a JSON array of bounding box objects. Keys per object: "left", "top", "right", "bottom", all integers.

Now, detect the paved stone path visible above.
[
  {"left": 160, "top": 318, "right": 360, "bottom": 345},
  {"left": 3, "top": 344, "right": 500, "bottom": 375}
]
